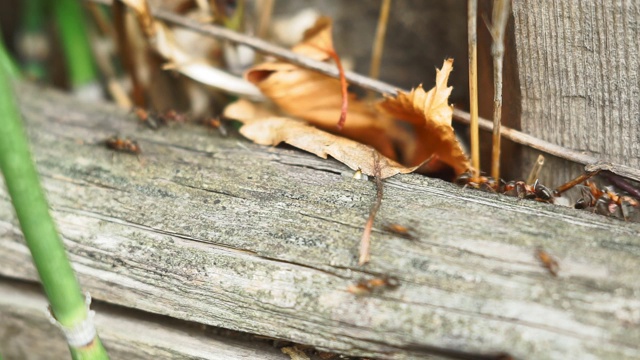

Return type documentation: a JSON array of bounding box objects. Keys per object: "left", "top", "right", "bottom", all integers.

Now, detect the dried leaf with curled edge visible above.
[
  {"left": 378, "top": 59, "right": 470, "bottom": 176},
  {"left": 245, "top": 17, "right": 404, "bottom": 161},
  {"left": 224, "top": 99, "right": 422, "bottom": 179}
]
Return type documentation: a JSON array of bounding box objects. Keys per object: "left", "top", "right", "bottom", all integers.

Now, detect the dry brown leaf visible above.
[
  {"left": 245, "top": 18, "right": 404, "bottom": 161},
  {"left": 378, "top": 59, "right": 470, "bottom": 175},
  {"left": 292, "top": 16, "right": 335, "bottom": 61},
  {"left": 224, "top": 100, "right": 421, "bottom": 179}
]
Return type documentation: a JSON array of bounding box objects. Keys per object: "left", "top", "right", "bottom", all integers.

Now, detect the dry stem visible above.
[
  {"left": 554, "top": 170, "right": 600, "bottom": 195},
  {"left": 488, "top": 0, "right": 510, "bottom": 180},
  {"left": 359, "top": 154, "right": 384, "bottom": 266},
  {"left": 526, "top": 154, "right": 545, "bottom": 185},
  {"left": 369, "top": 0, "right": 392, "bottom": 86},
  {"left": 467, "top": 0, "right": 480, "bottom": 178}
]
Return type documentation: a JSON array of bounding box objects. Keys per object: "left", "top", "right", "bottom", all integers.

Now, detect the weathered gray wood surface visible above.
[
  {"left": 510, "top": 1, "right": 640, "bottom": 186},
  {"left": 1, "top": 85, "right": 640, "bottom": 359},
  {"left": 0, "top": 278, "right": 290, "bottom": 360}
]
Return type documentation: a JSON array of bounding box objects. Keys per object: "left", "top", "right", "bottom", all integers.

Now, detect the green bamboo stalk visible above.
[
  {"left": 52, "top": 0, "right": 97, "bottom": 88},
  {"left": 0, "top": 51, "right": 108, "bottom": 359}
]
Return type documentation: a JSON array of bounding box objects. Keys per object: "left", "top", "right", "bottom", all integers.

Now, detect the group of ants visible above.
[
  {"left": 454, "top": 169, "right": 639, "bottom": 222},
  {"left": 104, "top": 106, "right": 640, "bottom": 223},
  {"left": 101, "top": 106, "right": 639, "bottom": 288}
]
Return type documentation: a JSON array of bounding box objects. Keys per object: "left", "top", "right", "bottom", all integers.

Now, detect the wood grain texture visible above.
[
  {"left": 0, "top": 278, "right": 290, "bottom": 360},
  {"left": 510, "top": 1, "right": 640, "bottom": 186},
  {"left": 1, "top": 85, "right": 640, "bottom": 359}
]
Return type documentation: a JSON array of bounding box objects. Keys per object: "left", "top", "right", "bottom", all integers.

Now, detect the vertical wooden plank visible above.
[{"left": 511, "top": 0, "right": 640, "bottom": 187}]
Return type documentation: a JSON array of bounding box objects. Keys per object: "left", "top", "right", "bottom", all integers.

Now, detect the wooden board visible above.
[
  {"left": 1, "top": 84, "right": 639, "bottom": 359},
  {"left": 0, "top": 278, "right": 291, "bottom": 360},
  {"left": 510, "top": 1, "right": 640, "bottom": 185}
]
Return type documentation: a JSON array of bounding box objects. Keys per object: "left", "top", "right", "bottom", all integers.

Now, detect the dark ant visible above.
[
  {"left": 575, "top": 181, "right": 639, "bottom": 219},
  {"left": 455, "top": 169, "right": 554, "bottom": 203},
  {"left": 347, "top": 276, "right": 400, "bottom": 295},
  {"left": 104, "top": 135, "right": 141, "bottom": 155},
  {"left": 535, "top": 247, "right": 559, "bottom": 276},
  {"left": 502, "top": 179, "right": 553, "bottom": 202}
]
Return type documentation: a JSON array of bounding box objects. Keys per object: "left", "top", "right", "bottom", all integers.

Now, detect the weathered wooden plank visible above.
[
  {"left": 0, "top": 278, "right": 290, "bottom": 360},
  {"left": 1, "top": 84, "right": 639, "bottom": 359},
  {"left": 510, "top": 1, "right": 640, "bottom": 185}
]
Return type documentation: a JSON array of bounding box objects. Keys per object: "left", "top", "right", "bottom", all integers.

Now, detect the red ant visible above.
[
  {"left": 456, "top": 170, "right": 554, "bottom": 203},
  {"left": 160, "top": 110, "right": 189, "bottom": 124},
  {"left": 454, "top": 171, "right": 500, "bottom": 192},
  {"left": 201, "top": 117, "right": 228, "bottom": 136},
  {"left": 383, "top": 223, "right": 416, "bottom": 240},
  {"left": 536, "top": 247, "right": 559, "bottom": 277},
  {"left": 132, "top": 107, "right": 161, "bottom": 130},
  {"left": 132, "top": 108, "right": 189, "bottom": 129},
  {"left": 104, "top": 135, "right": 141, "bottom": 155},
  {"left": 347, "top": 276, "right": 400, "bottom": 295}
]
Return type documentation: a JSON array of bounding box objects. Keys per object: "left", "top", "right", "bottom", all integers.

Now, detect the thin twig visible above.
[
  {"left": 467, "top": 0, "right": 480, "bottom": 178},
  {"left": 526, "top": 154, "right": 545, "bottom": 185},
  {"left": 554, "top": 169, "right": 600, "bottom": 195},
  {"left": 488, "top": 0, "right": 510, "bottom": 180},
  {"left": 359, "top": 153, "right": 384, "bottom": 266},
  {"left": 86, "top": 0, "right": 640, "bottom": 184},
  {"left": 369, "top": 0, "right": 392, "bottom": 85}
]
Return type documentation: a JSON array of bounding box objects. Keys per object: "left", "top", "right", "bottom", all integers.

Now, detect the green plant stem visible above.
[
  {"left": 0, "top": 58, "right": 107, "bottom": 359},
  {"left": 52, "top": 0, "right": 97, "bottom": 87}
]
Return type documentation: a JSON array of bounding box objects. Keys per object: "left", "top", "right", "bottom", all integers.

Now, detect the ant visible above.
[
  {"left": 455, "top": 171, "right": 500, "bottom": 192},
  {"left": 132, "top": 107, "right": 161, "bottom": 130},
  {"left": 501, "top": 179, "right": 554, "bottom": 203},
  {"left": 201, "top": 116, "right": 228, "bottom": 136},
  {"left": 160, "top": 109, "right": 189, "bottom": 124},
  {"left": 575, "top": 181, "right": 639, "bottom": 220},
  {"left": 456, "top": 169, "right": 554, "bottom": 203},
  {"left": 132, "top": 108, "right": 189, "bottom": 129},
  {"left": 383, "top": 223, "right": 416, "bottom": 240},
  {"left": 347, "top": 276, "right": 400, "bottom": 295},
  {"left": 104, "top": 135, "right": 141, "bottom": 155},
  {"left": 535, "top": 247, "right": 559, "bottom": 277}
]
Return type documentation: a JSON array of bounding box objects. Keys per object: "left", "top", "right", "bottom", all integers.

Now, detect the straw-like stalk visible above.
[
  {"left": 489, "top": 0, "right": 510, "bottom": 180},
  {"left": 467, "top": 0, "right": 480, "bottom": 177}
]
